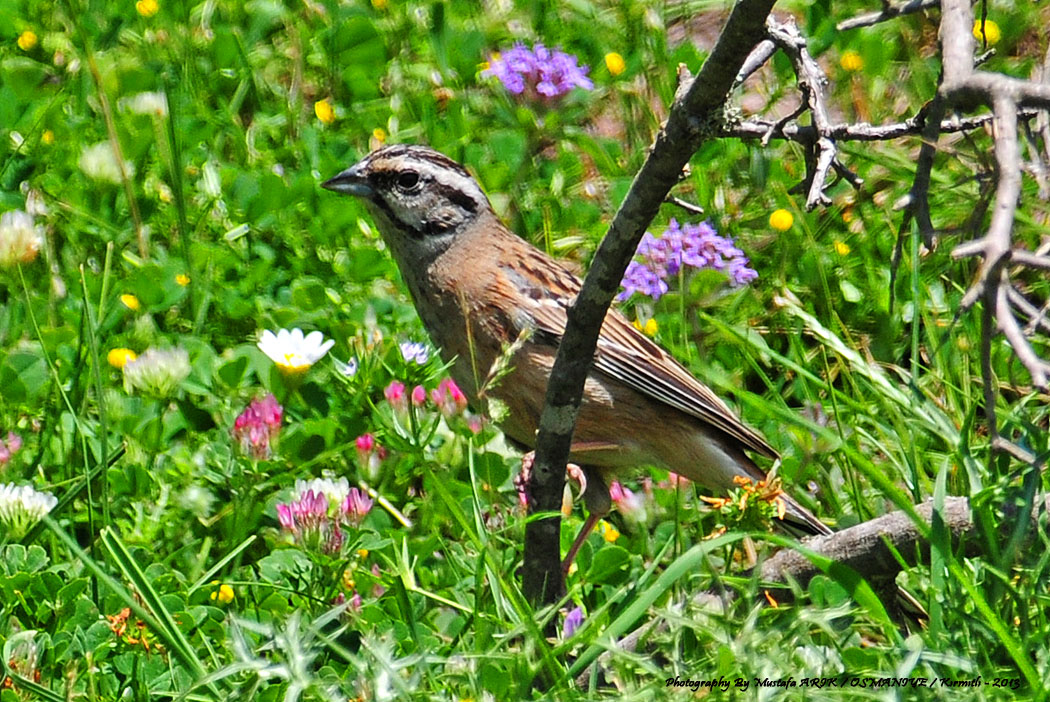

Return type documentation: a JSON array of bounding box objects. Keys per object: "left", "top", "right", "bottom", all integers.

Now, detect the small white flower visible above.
[
  {"left": 257, "top": 328, "right": 334, "bottom": 375},
  {"left": 119, "top": 91, "right": 169, "bottom": 117},
  {"left": 333, "top": 356, "right": 358, "bottom": 378},
  {"left": 293, "top": 476, "right": 350, "bottom": 509},
  {"left": 122, "top": 347, "right": 191, "bottom": 398},
  {"left": 0, "top": 483, "right": 58, "bottom": 538},
  {"left": 0, "top": 210, "right": 44, "bottom": 268},
  {"left": 399, "top": 341, "right": 429, "bottom": 365},
  {"left": 79, "top": 141, "right": 135, "bottom": 184}
]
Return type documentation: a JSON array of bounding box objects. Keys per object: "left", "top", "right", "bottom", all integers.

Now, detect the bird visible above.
[{"left": 321, "top": 143, "right": 833, "bottom": 565}]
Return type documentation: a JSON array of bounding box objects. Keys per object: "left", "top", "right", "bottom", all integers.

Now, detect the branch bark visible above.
[{"left": 522, "top": 0, "right": 779, "bottom": 606}]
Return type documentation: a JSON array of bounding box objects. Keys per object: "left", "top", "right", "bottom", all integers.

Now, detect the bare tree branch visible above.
[
  {"left": 524, "top": 0, "right": 780, "bottom": 606},
  {"left": 836, "top": 0, "right": 941, "bottom": 31},
  {"left": 723, "top": 110, "right": 1046, "bottom": 143},
  {"left": 930, "top": 0, "right": 1050, "bottom": 395},
  {"left": 577, "top": 493, "right": 1050, "bottom": 687},
  {"left": 734, "top": 38, "right": 777, "bottom": 88},
  {"left": 758, "top": 494, "right": 1050, "bottom": 589},
  {"left": 766, "top": 17, "right": 842, "bottom": 209},
  {"left": 1008, "top": 286, "right": 1050, "bottom": 335},
  {"left": 665, "top": 195, "right": 705, "bottom": 216}
]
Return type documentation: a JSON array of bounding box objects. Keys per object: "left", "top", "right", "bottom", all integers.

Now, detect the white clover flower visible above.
[
  {"left": 0, "top": 210, "right": 44, "bottom": 268},
  {"left": 122, "top": 347, "right": 191, "bottom": 398},
  {"left": 0, "top": 483, "right": 58, "bottom": 539},
  {"left": 257, "top": 328, "right": 334, "bottom": 375},
  {"left": 119, "top": 91, "right": 169, "bottom": 117},
  {"left": 293, "top": 476, "right": 350, "bottom": 509},
  {"left": 79, "top": 141, "right": 135, "bottom": 184}
]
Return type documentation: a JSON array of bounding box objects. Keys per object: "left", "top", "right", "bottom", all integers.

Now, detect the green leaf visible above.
[
  {"left": 216, "top": 353, "right": 250, "bottom": 389},
  {"left": 586, "top": 544, "right": 631, "bottom": 584}
]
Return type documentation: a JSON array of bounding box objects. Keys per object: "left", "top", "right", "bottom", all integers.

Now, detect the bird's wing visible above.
[{"left": 499, "top": 251, "right": 777, "bottom": 459}]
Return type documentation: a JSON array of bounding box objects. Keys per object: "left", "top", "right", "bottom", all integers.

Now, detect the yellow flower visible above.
[
  {"left": 839, "top": 50, "right": 863, "bottom": 72},
  {"left": 41, "top": 130, "right": 54, "bottom": 145},
  {"left": 834, "top": 240, "right": 851, "bottom": 256},
  {"left": 175, "top": 273, "right": 190, "bottom": 286},
  {"left": 769, "top": 208, "right": 794, "bottom": 231},
  {"left": 17, "top": 31, "right": 37, "bottom": 51},
  {"left": 604, "top": 52, "right": 626, "bottom": 76},
  {"left": 314, "top": 98, "right": 335, "bottom": 124},
  {"left": 972, "top": 18, "right": 1000, "bottom": 46},
  {"left": 120, "top": 294, "right": 141, "bottom": 311},
  {"left": 209, "top": 583, "right": 234, "bottom": 604},
  {"left": 136, "top": 0, "right": 159, "bottom": 17},
  {"left": 372, "top": 127, "right": 386, "bottom": 144},
  {"left": 632, "top": 318, "right": 658, "bottom": 336},
  {"left": 356, "top": 548, "right": 369, "bottom": 559},
  {"left": 371, "top": 0, "right": 387, "bottom": 9},
  {"left": 343, "top": 569, "right": 355, "bottom": 591},
  {"left": 599, "top": 520, "right": 620, "bottom": 543},
  {"left": 107, "top": 348, "right": 138, "bottom": 369}
]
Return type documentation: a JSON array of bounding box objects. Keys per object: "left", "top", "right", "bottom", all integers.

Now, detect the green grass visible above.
[{"left": 1, "top": 0, "right": 1048, "bottom": 699}]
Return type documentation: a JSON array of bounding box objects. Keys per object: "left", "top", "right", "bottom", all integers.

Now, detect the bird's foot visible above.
[{"left": 514, "top": 451, "right": 587, "bottom": 511}]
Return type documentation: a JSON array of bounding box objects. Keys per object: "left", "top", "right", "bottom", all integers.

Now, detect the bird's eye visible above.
[{"left": 396, "top": 171, "right": 420, "bottom": 191}]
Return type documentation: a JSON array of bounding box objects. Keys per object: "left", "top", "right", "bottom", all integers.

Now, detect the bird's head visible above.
[{"left": 323, "top": 144, "right": 491, "bottom": 261}]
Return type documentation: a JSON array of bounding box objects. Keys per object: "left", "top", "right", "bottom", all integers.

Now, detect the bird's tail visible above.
[{"left": 776, "top": 491, "right": 834, "bottom": 537}]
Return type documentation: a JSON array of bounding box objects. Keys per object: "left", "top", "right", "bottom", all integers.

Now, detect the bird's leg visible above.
[
  {"left": 562, "top": 466, "right": 611, "bottom": 575},
  {"left": 513, "top": 442, "right": 616, "bottom": 509},
  {"left": 513, "top": 445, "right": 618, "bottom": 576}
]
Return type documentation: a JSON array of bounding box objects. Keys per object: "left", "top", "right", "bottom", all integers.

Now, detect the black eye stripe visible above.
[
  {"left": 430, "top": 182, "right": 478, "bottom": 214},
  {"left": 369, "top": 170, "right": 479, "bottom": 216}
]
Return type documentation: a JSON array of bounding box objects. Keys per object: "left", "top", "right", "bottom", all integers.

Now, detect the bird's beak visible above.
[{"left": 322, "top": 162, "right": 374, "bottom": 198}]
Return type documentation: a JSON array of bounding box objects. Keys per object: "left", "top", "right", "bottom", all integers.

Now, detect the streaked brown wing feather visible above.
[{"left": 501, "top": 249, "right": 777, "bottom": 460}]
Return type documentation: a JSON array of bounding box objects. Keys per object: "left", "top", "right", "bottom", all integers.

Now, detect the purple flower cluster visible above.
[
  {"left": 618, "top": 219, "right": 758, "bottom": 301},
  {"left": 482, "top": 43, "right": 593, "bottom": 99},
  {"left": 399, "top": 341, "right": 429, "bottom": 365},
  {"left": 232, "top": 394, "right": 283, "bottom": 460},
  {"left": 276, "top": 484, "right": 374, "bottom": 555}
]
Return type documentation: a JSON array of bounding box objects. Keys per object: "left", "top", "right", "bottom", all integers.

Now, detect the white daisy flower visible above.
[{"left": 257, "top": 328, "right": 334, "bottom": 375}]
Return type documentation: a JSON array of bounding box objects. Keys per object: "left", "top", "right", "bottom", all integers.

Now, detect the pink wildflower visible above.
[
  {"left": 0, "top": 431, "right": 23, "bottom": 468},
  {"left": 371, "top": 563, "right": 385, "bottom": 597},
  {"left": 384, "top": 381, "right": 407, "bottom": 411},
  {"left": 411, "top": 385, "right": 426, "bottom": 406},
  {"left": 232, "top": 394, "right": 283, "bottom": 459},
  {"left": 341, "top": 487, "right": 374, "bottom": 526},
  {"left": 609, "top": 480, "right": 648, "bottom": 524},
  {"left": 355, "top": 434, "right": 385, "bottom": 481},
  {"left": 430, "top": 378, "right": 468, "bottom": 416}
]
